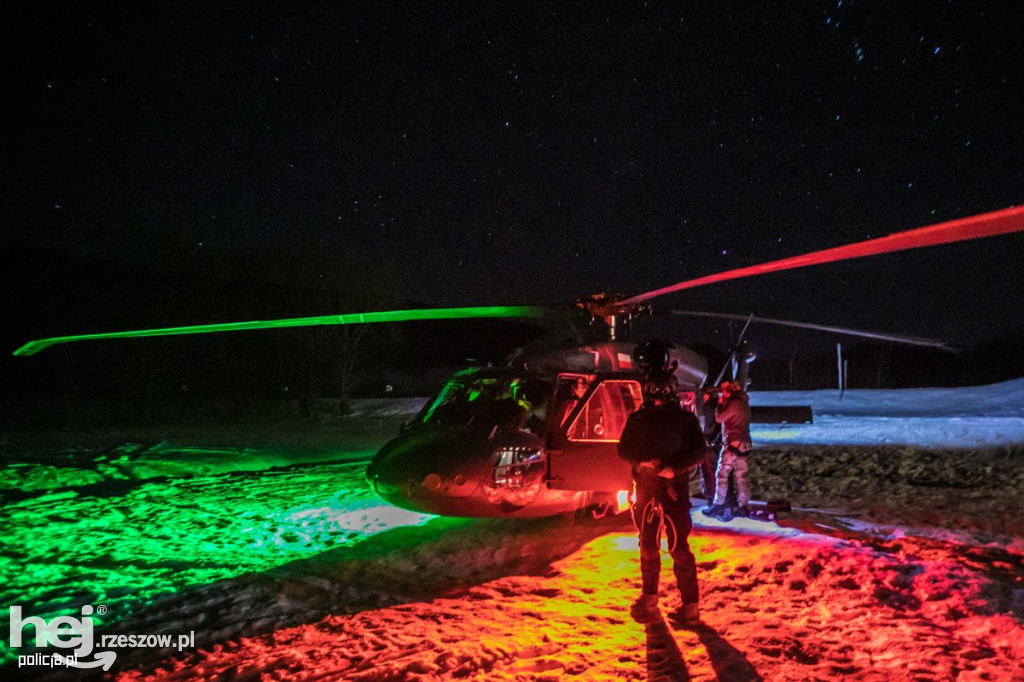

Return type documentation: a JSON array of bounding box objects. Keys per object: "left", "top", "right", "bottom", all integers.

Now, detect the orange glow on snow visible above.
[{"left": 116, "top": 517, "right": 1024, "bottom": 681}]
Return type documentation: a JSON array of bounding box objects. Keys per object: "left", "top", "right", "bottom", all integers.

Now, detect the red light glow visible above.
[
  {"left": 622, "top": 205, "right": 1024, "bottom": 305},
  {"left": 117, "top": 520, "right": 1024, "bottom": 680}
]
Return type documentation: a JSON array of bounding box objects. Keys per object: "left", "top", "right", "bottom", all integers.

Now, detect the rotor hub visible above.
[{"left": 574, "top": 294, "right": 650, "bottom": 340}]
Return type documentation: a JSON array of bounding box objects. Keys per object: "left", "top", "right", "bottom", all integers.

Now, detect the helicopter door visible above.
[{"left": 547, "top": 379, "right": 643, "bottom": 492}]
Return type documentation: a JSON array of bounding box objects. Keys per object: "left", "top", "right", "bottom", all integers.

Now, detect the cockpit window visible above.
[
  {"left": 420, "top": 376, "right": 553, "bottom": 432},
  {"left": 565, "top": 380, "right": 643, "bottom": 442}
]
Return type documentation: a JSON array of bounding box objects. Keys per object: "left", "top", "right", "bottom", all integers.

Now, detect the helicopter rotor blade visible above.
[
  {"left": 668, "top": 310, "right": 958, "bottom": 352},
  {"left": 12, "top": 305, "right": 549, "bottom": 357},
  {"left": 620, "top": 205, "right": 1024, "bottom": 306}
]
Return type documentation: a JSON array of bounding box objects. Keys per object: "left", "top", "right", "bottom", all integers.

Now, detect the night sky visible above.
[{"left": 3, "top": 1, "right": 1023, "bottom": 348}]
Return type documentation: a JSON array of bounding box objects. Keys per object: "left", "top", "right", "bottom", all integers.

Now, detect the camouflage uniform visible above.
[{"left": 712, "top": 389, "right": 753, "bottom": 508}]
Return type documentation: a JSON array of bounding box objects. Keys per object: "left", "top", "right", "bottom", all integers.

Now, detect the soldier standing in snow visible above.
[
  {"left": 707, "top": 380, "right": 753, "bottom": 517},
  {"left": 618, "top": 368, "right": 708, "bottom": 625}
]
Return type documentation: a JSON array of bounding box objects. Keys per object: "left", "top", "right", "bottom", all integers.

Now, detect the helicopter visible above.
[
  {"left": 13, "top": 205, "right": 1024, "bottom": 518},
  {"left": 366, "top": 335, "right": 705, "bottom": 518}
]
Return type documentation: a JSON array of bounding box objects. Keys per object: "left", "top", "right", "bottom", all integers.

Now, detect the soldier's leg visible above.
[
  {"left": 712, "top": 450, "right": 735, "bottom": 507},
  {"left": 663, "top": 498, "right": 698, "bottom": 605},
  {"left": 631, "top": 494, "right": 662, "bottom": 597},
  {"left": 733, "top": 455, "right": 751, "bottom": 506}
]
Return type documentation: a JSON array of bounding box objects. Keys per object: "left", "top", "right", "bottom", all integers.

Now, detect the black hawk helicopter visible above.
[{"left": 14, "top": 206, "right": 1024, "bottom": 518}]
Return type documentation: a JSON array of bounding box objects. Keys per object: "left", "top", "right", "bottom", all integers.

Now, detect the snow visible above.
[
  {"left": 2, "top": 380, "right": 1023, "bottom": 681},
  {"left": 749, "top": 378, "right": 1024, "bottom": 448}
]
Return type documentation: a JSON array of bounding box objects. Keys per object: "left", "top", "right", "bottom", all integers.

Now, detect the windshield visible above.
[{"left": 419, "top": 376, "right": 553, "bottom": 432}]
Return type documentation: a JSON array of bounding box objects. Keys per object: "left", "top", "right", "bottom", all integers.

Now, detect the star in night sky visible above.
[{"left": 1, "top": 0, "right": 1022, "bottom": 347}]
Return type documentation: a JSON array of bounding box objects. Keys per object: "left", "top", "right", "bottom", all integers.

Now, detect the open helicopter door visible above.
[{"left": 545, "top": 374, "right": 642, "bottom": 493}]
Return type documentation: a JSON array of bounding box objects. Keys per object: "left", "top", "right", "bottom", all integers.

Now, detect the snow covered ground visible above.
[
  {"left": 750, "top": 380, "right": 1024, "bottom": 448},
  {"left": 2, "top": 380, "right": 1022, "bottom": 680}
]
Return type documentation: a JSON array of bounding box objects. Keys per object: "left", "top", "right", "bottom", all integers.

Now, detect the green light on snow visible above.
[
  {"left": 0, "top": 458, "right": 439, "bottom": 664},
  {"left": 13, "top": 305, "right": 547, "bottom": 356}
]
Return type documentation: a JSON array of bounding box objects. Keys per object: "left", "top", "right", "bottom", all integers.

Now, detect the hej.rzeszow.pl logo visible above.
[{"left": 9, "top": 604, "right": 115, "bottom": 670}]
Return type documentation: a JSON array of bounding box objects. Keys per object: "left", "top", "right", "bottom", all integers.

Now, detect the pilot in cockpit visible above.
[{"left": 559, "top": 377, "right": 589, "bottom": 426}]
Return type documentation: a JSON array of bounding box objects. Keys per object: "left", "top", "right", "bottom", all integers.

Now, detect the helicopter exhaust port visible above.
[{"left": 483, "top": 443, "right": 547, "bottom": 508}]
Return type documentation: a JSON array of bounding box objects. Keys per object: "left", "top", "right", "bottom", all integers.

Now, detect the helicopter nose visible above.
[{"left": 368, "top": 430, "right": 486, "bottom": 506}]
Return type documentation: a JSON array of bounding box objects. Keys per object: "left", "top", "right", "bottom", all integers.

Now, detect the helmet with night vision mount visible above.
[
  {"left": 632, "top": 339, "right": 678, "bottom": 374},
  {"left": 642, "top": 369, "right": 679, "bottom": 403}
]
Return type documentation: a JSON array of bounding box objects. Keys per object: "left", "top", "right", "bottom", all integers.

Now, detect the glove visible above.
[{"left": 636, "top": 460, "right": 660, "bottom": 475}]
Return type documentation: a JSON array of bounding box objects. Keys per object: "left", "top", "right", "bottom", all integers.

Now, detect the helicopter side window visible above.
[{"left": 566, "top": 380, "right": 644, "bottom": 442}]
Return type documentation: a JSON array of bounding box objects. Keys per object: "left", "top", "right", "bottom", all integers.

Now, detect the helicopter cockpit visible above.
[{"left": 416, "top": 373, "right": 554, "bottom": 434}]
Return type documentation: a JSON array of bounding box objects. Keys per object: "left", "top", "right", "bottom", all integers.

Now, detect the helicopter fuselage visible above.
[{"left": 365, "top": 341, "right": 709, "bottom": 518}]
